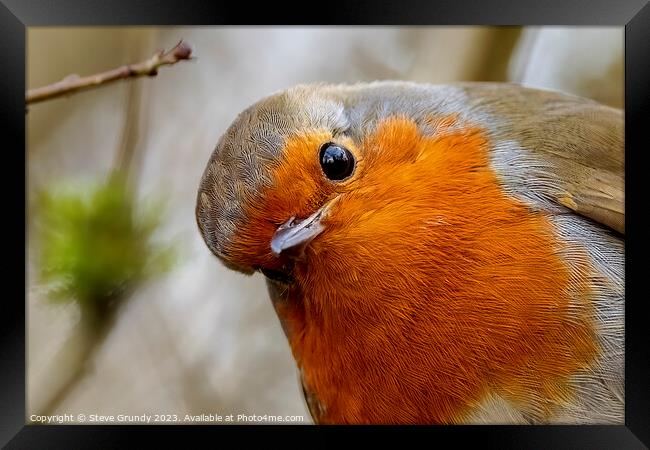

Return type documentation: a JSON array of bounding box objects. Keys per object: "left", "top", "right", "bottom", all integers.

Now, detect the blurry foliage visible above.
[{"left": 36, "top": 174, "right": 176, "bottom": 322}]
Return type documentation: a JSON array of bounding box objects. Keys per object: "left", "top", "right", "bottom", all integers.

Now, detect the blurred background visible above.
[{"left": 27, "top": 26, "right": 623, "bottom": 424}]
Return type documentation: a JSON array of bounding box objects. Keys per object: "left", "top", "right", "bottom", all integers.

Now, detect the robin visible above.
[{"left": 196, "top": 81, "right": 624, "bottom": 424}]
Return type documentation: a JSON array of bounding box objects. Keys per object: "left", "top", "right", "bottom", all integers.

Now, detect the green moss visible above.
[{"left": 36, "top": 174, "right": 176, "bottom": 316}]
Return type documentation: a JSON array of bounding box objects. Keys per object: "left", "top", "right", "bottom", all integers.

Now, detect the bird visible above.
[{"left": 195, "top": 81, "right": 624, "bottom": 425}]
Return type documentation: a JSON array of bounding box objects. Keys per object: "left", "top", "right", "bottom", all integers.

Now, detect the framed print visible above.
[{"left": 2, "top": 0, "right": 649, "bottom": 447}]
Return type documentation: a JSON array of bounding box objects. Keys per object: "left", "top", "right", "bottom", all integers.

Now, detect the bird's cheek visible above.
[{"left": 221, "top": 218, "right": 279, "bottom": 272}]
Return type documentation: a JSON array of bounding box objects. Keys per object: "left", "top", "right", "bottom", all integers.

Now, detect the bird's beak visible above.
[{"left": 270, "top": 198, "right": 336, "bottom": 257}]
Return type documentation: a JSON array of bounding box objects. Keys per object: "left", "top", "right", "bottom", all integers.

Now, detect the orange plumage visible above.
[{"left": 196, "top": 82, "right": 624, "bottom": 424}]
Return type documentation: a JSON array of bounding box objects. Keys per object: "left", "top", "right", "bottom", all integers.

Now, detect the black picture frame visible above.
[{"left": 3, "top": 0, "right": 648, "bottom": 447}]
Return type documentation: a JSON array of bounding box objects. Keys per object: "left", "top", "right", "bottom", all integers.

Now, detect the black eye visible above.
[{"left": 319, "top": 143, "right": 355, "bottom": 181}]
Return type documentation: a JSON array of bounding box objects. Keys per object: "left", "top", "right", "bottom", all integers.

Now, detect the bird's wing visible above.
[{"left": 457, "top": 82, "right": 624, "bottom": 234}]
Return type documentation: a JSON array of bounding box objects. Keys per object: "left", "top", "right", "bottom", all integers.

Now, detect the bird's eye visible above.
[{"left": 319, "top": 143, "right": 355, "bottom": 181}]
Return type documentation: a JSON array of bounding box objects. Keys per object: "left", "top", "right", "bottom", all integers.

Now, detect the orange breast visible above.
[{"left": 230, "top": 116, "right": 599, "bottom": 424}]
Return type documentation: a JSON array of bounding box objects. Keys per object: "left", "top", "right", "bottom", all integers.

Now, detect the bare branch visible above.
[{"left": 26, "top": 40, "right": 193, "bottom": 105}]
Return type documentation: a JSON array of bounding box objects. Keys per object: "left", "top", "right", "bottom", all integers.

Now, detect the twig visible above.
[{"left": 26, "top": 40, "right": 193, "bottom": 105}]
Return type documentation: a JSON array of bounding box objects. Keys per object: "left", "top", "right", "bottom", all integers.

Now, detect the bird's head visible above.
[{"left": 196, "top": 83, "right": 354, "bottom": 279}]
